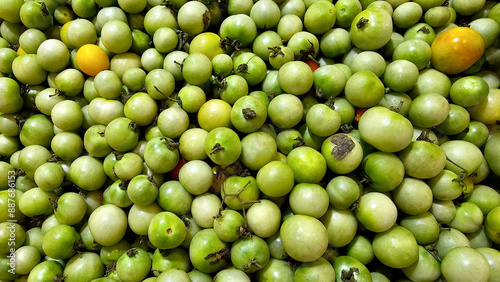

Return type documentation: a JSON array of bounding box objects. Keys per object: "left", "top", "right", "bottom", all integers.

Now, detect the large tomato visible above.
[{"left": 430, "top": 27, "right": 485, "bottom": 74}]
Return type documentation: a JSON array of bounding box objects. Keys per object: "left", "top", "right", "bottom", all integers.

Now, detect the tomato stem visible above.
[
  {"left": 40, "top": 2, "right": 50, "bottom": 17},
  {"left": 210, "top": 143, "right": 225, "bottom": 155},
  {"left": 53, "top": 273, "right": 66, "bottom": 282},
  {"left": 268, "top": 46, "right": 284, "bottom": 58},
  {"left": 204, "top": 247, "right": 230, "bottom": 264},
  {"left": 446, "top": 157, "right": 469, "bottom": 180},
  {"left": 416, "top": 130, "right": 434, "bottom": 143},
  {"left": 292, "top": 137, "right": 305, "bottom": 149},
  {"left": 105, "top": 261, "right": 117, "bottom": 277},
  {"left": 243, "top": 259, "right": 263, "bottom": 271},
  {"left": 356, "top": 17, "right": 369, "bottom": 29},
  {"left": 341, "top": 267, "right": 359, "bottom": 282},
  {"left": 242, "top": 108, "right": 257, "bottom": 120}
]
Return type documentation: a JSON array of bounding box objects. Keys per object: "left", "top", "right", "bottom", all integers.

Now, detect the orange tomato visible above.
[
  {"left": 76, "top": 44, "right": 110, "bottom": 77},
  {"left": 430, "top": 27, "right": 485, "bottom": 74}
]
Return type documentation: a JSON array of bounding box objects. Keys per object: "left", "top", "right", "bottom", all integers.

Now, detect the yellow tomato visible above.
[{"left": 430, "top": 27, "right": 485, "bottom": 74}]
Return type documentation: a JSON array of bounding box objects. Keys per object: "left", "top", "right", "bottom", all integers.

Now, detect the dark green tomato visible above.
[
  {"left": 298, "top": 124, "right": 326, "bottom": 151},
  {"left": 131, "top": 29, "right": 151, "bottom": 55},
  {"left": 144, "top": 137, "right": 180, "bottom": 174},
  {"left": 276, "top": 129, "right": 302, "bottom": 155}
]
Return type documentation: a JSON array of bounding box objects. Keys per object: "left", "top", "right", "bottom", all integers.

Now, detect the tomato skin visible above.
[
  {"left": 169, "top": 157, "right": 187, "bottom": 181},
  {"left": 431, "top": 27, "right": 485, "bottom": 74},
  {"left": 305, "top": 60, "right": 320, "bottom": 72}
]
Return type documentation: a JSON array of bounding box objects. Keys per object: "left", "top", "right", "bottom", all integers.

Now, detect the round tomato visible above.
[{"left": 431, "top": 27, "right": 485, "bottom": 74}]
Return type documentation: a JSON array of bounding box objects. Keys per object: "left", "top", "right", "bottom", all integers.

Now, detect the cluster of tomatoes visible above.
[{"left": 1, "top": 0, "right": 500, "bottom": 281}]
